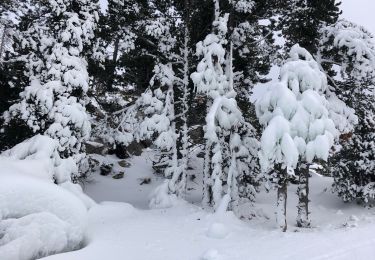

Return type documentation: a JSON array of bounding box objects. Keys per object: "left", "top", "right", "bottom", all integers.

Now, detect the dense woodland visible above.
[{"left": 0, "top": 0, "right": 374, "bottom": 238}]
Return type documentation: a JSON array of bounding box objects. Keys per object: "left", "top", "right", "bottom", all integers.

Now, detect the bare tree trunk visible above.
[
  {"left": 202, "top": 96, "right": 213, "bottom": 207},
  {"left": 297, "top": 162, "right": 310, "bottom": 227},
  {"left": 277, "top": 165, "right": 288, "bottom": 232}
]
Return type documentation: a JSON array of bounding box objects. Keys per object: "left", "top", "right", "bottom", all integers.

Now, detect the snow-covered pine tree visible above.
[
  {"left": 138, "top": 64, "right": 177, "bottom": 174},
  {"left": 161, "top": 0, "right": 191, "bottom": 201},
  {"left": 256, "top": 45, "right": 338, "bottom": 230},
  {"left": 319, "top": 20, "right": 375, "bottom": 203},
  {"left": 330, "top": 85, "right": 375, "bottom": 203},
  {"left": 4, "top": 0, "right": 99, "bottom": 179},
  {"left": 143, "top": 63, "right": 186, "bottom": 208},
  {"left": 191, "top": 7, "right": 259, "bottom": 213},
  {"left": 145, "top": 0, "right": 193, "bottom": 206}
]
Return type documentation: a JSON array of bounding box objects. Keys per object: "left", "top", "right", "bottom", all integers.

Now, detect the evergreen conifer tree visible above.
[
  {"left": 319, "top": 20, "right": 375, "bottom": 203},
  {"left": 256, "top": 45, "right": 338, "bottom": 230},
  {"left": 4, "top": 0, "right": 99, "bottom": 178}
]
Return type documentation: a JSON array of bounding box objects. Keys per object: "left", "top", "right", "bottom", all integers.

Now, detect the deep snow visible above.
[
  {"left": 1, "top": 134, "right": 375, "bottom": 260},
  {"left": 39, "top": 152, "right": 375, "bottom": 260}
]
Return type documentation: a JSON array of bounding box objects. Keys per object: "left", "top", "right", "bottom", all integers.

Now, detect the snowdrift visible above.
[{"left": 0, "top": 135, "right": 94, "bottom": 260}]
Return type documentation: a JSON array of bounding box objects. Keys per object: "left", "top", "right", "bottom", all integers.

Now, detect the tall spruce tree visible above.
[{"left": 191, "top": 1, "right": 260, "bottom": 214}]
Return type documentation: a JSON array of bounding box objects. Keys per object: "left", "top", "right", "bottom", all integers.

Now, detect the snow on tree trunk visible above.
[{"left": 202, "top": 128, "right": 214, "bottom": 207}]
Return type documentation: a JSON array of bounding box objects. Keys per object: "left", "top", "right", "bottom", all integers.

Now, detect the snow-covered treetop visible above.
[
  {"left": 206, "top": 96, "right": 244, "bottom": 142},
  {"left": 230, "top": 0, "right": 255, "bottom": 14},
  {"left": 191, "top": 14, "right": 234, "bottom": 99},
  {"left": 257, "top": 45, "right": 339, "bottom": 172},
  {"left": 320, "top": 19, "right": 375, "bottom": 82},
  {"left": 281, "top": 45, "right": 328, "bottom": 95}
]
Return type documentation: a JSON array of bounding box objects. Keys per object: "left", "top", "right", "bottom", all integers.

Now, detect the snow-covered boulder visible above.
[{"left": 0, "top": 135, "right": 96, "bottom": 259}]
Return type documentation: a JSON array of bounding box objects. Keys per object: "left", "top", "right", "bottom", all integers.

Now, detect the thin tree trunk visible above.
[
  {"left": 297, "top": 162, "right": 310, "bottom": 227},
  {"left": 202, "top": 138, "right": 213, "bottom": 207},
  {"left": 277, "top": 165, "right": 288, "bottom": 232},
  {"left": 0, "top": 25, "right": 7, "bottom": 64},
  {"left": 107, "top": 37, "right": 120, "bottom": 91},
  {"left": 169, "top": 0, "right": 190, "bottom": 197},
  {"left": 178, "top": 5, "right": 190, "bottom": 195}
]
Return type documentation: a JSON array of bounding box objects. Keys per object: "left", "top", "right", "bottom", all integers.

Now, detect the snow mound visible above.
[
  {"left": 0, "top": 135, "right": 93, "bottom": 259},
  {"left": 201, "top": 249, "right": 221, "bottom": 260},
  {"left": 149, "top": 181, "right": 184, "bottom": 209},
  {"left": 206, "top": 222, "right": 229, "bottom": 239},
  {"left": 0, "top": 174, "right": 88, "bottom": 260},
  {"left": 1, "top": 134, "right": 74, "bottom": 183},
  {"left": 0, "top": 135, "right": 96, "bottom": 209}
]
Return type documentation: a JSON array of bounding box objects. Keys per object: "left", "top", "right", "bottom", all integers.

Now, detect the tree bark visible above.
[
  {"left": 277, "top": 165, "right": 288, "bottom": 232},
  {"left": 297, "top": 162, "right": 310, "bottom": 227}
]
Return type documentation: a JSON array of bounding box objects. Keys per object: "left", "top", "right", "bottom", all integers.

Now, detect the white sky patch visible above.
[
  {"left": 341, "top": 0, "right": 375, "bottom": 36},
  {"left": 99, "top": 0, "right": 108, "bottom": 14}
]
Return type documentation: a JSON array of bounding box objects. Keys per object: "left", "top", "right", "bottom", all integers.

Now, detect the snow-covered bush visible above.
[{"left": 256, "top": 45, "right": 339, "bottom": 229}]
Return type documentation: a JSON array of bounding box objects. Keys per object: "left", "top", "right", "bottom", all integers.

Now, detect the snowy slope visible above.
[{"left": 42, "top": 152, "right": 375, "bottom": 260}]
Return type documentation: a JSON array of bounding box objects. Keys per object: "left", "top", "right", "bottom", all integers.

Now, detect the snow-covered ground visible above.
[
  {"left": 36, "top": 152, "right": 375, "bottom": 260},
  {"left": 1, "top": 140, "right": 374, "bottom": 260}
]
